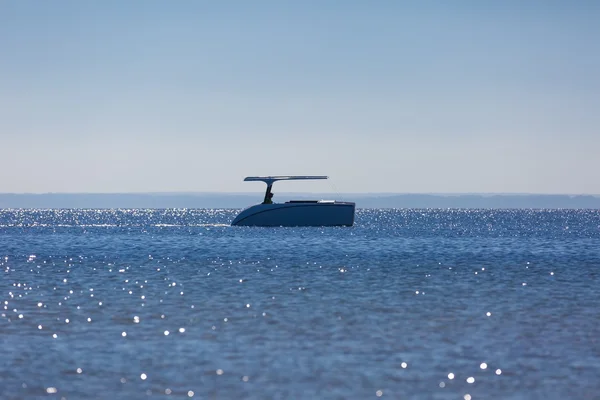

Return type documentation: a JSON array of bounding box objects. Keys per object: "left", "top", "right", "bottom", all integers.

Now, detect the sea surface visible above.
[{"left": 1, "top": 209, "right": 599, "bottom": 400}]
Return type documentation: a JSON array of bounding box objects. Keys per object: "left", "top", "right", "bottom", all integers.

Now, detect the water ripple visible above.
[{"left": 1, "top": 209, "right": 599, "bottom": 399}]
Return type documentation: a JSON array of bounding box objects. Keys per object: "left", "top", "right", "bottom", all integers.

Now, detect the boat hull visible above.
[{"left": 231, "top": 201, "right": 355, "bottom": 227}]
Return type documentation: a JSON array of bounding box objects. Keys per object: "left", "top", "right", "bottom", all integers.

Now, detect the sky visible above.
[{"left": 1, "top": 1, "right": 599, "bottom": 194}]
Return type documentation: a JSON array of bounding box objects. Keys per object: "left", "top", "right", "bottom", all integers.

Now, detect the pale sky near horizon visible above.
[{"left": 1, "top": 1, "right": 599, "bottom": 194}]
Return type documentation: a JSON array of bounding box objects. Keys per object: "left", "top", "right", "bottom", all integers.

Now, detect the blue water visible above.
[{"left": 1, "top": 209, "right": 599, "bottom": 400}]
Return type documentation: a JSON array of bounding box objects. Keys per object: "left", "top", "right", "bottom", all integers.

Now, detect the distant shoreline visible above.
[{"left": 1, "top": 193, "right": 599, "bottom": 209}]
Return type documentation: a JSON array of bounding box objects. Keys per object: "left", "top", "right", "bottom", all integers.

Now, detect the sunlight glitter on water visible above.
[{"left": 1, "top": 209, "right": 599, "bottom": 399}]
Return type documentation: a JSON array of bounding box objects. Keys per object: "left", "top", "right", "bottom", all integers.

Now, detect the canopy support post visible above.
[{"left": 263, "top": 184, "right": 273, "bottom": 204}]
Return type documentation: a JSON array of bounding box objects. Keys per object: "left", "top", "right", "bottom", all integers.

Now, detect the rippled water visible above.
[{"left": 1, "top": 209, "right": 599, "bottom": 399}]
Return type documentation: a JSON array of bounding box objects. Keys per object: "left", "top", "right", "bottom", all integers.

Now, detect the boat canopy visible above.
[{"left": 243, "top": 176, "right": 328, "bottom": 185}]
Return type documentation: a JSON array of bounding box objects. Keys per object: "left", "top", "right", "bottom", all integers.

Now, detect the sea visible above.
[{"left": 1, "top": 209, "right": 599, "bottom": 400}]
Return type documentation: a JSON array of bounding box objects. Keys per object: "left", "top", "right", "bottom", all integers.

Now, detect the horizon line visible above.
[{"left": 1, "top": 191, "right": 600, "bottom": 197}]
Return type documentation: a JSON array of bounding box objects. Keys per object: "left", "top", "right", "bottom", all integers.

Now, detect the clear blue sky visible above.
[{"left": 1, "top": 1, "right": 599, "bottom": 194}]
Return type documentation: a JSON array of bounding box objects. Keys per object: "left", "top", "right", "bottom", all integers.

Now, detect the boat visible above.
[{"left": 231, "top": 176, "right": 355, "bottom": 227}]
